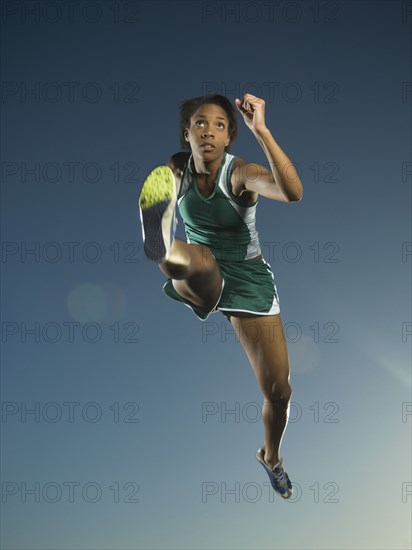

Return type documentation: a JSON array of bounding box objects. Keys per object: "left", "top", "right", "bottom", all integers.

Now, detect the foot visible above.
[
  {"left": 138, "top": 165, "right": 177, "bottom": 263},
  {"left": 256, "top": 448, "right": 293, "bottom": 499}
]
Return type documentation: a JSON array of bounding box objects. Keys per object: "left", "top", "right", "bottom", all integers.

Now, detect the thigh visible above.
[
  {"left": 230, "top": 313, "right": 291, "bottom": 396},
  {"left": 172, "top": 244, "right": 223, "bottom": 310}
]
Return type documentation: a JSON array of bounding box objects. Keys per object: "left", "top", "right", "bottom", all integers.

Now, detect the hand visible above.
[{"left": 235, "top": 94, "right": 268, "bottom": 134}]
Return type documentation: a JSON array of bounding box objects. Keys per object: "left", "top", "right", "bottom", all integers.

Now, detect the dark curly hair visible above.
[{"left": 179, "top": 94, "right": 238, "bottom": 153}]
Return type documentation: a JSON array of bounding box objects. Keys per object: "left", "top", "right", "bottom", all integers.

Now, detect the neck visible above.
[{"left": 191, "top": 152, "right": 225, "bottom": 179}]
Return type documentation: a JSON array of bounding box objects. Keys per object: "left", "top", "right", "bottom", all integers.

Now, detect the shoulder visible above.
[
  {"left": 167, "top": 152, "right": 191, "bottom": 178},
  {"left": 166, "top": 152, "right": 191, "bottom": 195},
  {"left": 229, "top": 156, "right": 258, "bottom": 204}
]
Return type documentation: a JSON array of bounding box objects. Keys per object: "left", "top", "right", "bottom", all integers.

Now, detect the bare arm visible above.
[{"left": 233, "top": 94, "right": 303, "bottom": 203}]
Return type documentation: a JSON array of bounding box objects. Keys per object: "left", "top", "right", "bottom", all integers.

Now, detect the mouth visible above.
[{"left": 200, "top": 143, "right": 215, "bottom": 150}]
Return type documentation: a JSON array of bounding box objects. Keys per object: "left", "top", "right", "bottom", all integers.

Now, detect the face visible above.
[{"left": 184, "top": 103, "right": 231, "bottom": 158}]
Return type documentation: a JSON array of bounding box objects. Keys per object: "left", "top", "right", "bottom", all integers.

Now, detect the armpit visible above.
[{"left": 230, "top": 158, "right": 258, "bottom": 204}]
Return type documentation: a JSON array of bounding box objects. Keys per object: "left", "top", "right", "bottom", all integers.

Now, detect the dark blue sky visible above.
[{"left": 1, "top": 1, "right": 411, "bottom": 549}]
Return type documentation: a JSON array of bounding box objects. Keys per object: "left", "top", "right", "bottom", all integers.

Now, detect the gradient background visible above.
[{"left": 1, "top": 0, "right": 411, "bottom": 549}]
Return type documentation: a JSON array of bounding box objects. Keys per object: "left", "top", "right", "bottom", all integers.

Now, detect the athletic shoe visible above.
[
  {"left": 138, "top": 165, "right": 177, "bottom": 263},
  {"left": 256, "top": 448, "right": 293, "bottom": 499}
]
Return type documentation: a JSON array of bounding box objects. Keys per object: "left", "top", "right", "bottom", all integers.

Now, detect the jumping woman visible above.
[{"left": 138, "top": 93, "right": 303, "bottom": 499}]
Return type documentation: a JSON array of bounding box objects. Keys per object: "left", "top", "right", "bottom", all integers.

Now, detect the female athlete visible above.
[{"left": 138, "top": 93, "right": 303, "bottom": 499}]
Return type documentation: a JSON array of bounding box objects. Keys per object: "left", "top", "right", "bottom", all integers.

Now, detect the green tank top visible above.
[{"left": 177, "top": 152, "right": 261, "bottom": 262}]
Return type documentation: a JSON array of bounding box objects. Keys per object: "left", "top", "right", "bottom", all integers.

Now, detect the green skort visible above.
[{"left": 162, "top": 256, "right": 280, "bottom": 321}]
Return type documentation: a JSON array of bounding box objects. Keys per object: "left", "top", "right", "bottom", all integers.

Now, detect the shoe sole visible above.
[
  {"left": 138, "top": 165, "right": 176, "bottom": 262},
  {"left": 256, "top": 449, "right": 293, "bottom": 499}
]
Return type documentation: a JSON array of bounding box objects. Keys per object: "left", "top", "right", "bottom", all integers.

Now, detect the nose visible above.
[{"left": 202, "top": 128, "right": 214, "bottom": 138}]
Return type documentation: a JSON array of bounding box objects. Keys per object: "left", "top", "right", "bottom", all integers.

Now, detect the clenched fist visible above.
[{"left": 235, "top": 94, "right": 268, "bottom": 134}]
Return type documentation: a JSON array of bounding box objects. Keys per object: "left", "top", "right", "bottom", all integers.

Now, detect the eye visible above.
[
  {"left": 195, "top": 120, "right": 205, "bottom": 126},
  {"left": 217, "top": 122, "right": 225, "bottom": 129}
]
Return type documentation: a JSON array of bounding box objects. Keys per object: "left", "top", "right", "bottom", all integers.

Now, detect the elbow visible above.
[
  {"left": 289, "top": 183, "right": 303, "bottom": 202},
  {"left": 288, "top": 192, "right": 303, "bottom": 202}
]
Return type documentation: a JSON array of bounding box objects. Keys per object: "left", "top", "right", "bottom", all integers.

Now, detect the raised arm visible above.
[{"left": 232, "top": 94, "right": 303, "bottom": 203}]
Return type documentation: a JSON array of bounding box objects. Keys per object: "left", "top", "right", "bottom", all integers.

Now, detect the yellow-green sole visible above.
[{"left": 139, "top": 165, "right": 175, "bottom": 210}]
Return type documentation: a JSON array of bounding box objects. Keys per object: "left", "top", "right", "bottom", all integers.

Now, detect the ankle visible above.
[{"left": 263, "top": 450, "right": 278, "bottom": 468}]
